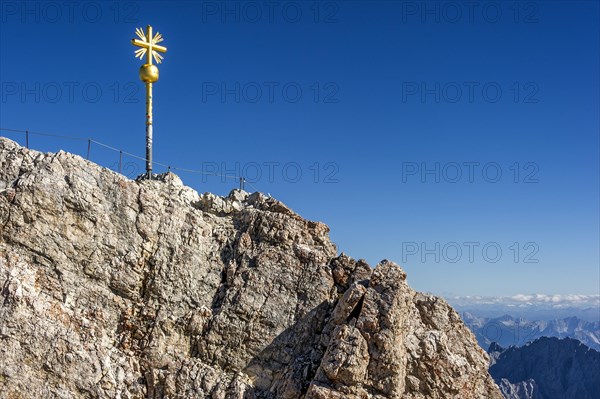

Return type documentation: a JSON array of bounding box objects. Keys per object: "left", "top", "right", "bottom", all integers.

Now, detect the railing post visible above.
[
  {"left": 25, "top": 130, "right": 29, "bottom": 148},
  {"left": 239, "top": 177, "right": 245, "bottom": 190},
  {"left": 119, "top": 151, "right": 123, "bottom": 174},
  {"left": 86, "top": 139, "right": 91, "bottom": 160}
]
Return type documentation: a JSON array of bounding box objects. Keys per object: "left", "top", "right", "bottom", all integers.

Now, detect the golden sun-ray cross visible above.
[
  {"left": 131, "top": 25, "right": 168, "bottom": 179},
  {"left": 132, "top": 25, "right": 167, "bottom": 65}
]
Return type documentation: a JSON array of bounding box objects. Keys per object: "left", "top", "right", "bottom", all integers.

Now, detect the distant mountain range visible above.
[
  {"left": 446, "top": 294, "right": 600, "bottom": 322},
  {"left": 488, "top": 337, "right": 600, "bottom": 399},
  {"left": 461, "top": 312, "right": 600, "bottom": 351}
]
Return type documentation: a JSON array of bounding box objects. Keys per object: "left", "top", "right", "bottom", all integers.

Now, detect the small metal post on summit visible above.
[{"left": 131, "top": 25, "right": 167, "bottom": 179}]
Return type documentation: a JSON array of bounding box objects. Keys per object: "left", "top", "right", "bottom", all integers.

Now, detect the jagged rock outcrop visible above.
[
  {"left": 0, "top": 137, "right": 503, "bottom": 398},
  {"left": 488, "top": 337, "right": 600, "bottom": 399}
]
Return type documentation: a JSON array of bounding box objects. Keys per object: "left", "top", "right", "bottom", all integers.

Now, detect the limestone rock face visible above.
[{"left": 0, "top": 137, "right": 503, "bottom": 398}]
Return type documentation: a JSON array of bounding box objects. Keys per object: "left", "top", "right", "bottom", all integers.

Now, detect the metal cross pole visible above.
[{"left": 131, "top": 25, "right": 167, "bottom": 179}]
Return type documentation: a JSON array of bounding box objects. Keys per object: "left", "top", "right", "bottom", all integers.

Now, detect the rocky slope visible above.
[
  {"left": 488, "top": 338, "right": 600, "bottom": 399},
  {"left": 0, "top": 137, "right": 503, "bottom": 398}
]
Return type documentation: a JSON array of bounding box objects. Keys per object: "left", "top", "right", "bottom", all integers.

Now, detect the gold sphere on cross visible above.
[{"left": 139, "top": 64, "right": 159, "bottom": 83}]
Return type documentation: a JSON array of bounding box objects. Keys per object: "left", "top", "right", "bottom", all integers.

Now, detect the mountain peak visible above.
[
  {"left": 488, "top": 342, "right": 506, "bottom": 354},
  {"left": 0, "top": 137, "right": 503, "bottom": 398}
]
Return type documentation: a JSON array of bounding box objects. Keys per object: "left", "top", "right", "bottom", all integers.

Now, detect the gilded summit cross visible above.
[
  {"left": 131, "top": 25, "right": 167, "bottom": 179},
  {"left": 132, "top": 26, "right": 167, "bottom": 65}
]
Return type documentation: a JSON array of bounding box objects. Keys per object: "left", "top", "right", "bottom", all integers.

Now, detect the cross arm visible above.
[{"left": 131, "top": 38, "right": 168, "bottom": 53}]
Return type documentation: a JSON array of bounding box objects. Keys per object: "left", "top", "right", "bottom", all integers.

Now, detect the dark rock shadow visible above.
[{"left": 241, "top": 300, "right": 334, "bottom": 399}]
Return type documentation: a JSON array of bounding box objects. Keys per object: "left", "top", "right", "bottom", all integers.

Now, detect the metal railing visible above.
[{"left": 0, "top": 127, "right": 258, "bottom": 192}]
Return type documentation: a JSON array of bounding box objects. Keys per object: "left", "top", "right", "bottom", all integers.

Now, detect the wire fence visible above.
[{"left": 0, "top": 128, "right": 261, "bottom": 193}]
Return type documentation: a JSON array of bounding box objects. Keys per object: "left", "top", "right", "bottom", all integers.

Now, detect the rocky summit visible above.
[{"left": 0, "top": 137, "right": 503, "bottom": 399}]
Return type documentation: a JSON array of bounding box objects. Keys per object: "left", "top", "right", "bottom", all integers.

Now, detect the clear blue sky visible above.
[{"left": 1, "top": 1, "right": 598, "bottom": 297}]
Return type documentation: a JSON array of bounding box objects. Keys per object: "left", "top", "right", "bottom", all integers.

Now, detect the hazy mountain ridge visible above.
[
  {"left": 448, "top": 296, "right": 600, "bottom": 322},
  {"left": 461, "top": 312, "right": 600, "bottom": 351},
  {"left": 488, "top": 337, "right": 600, "bottom": 399}
]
